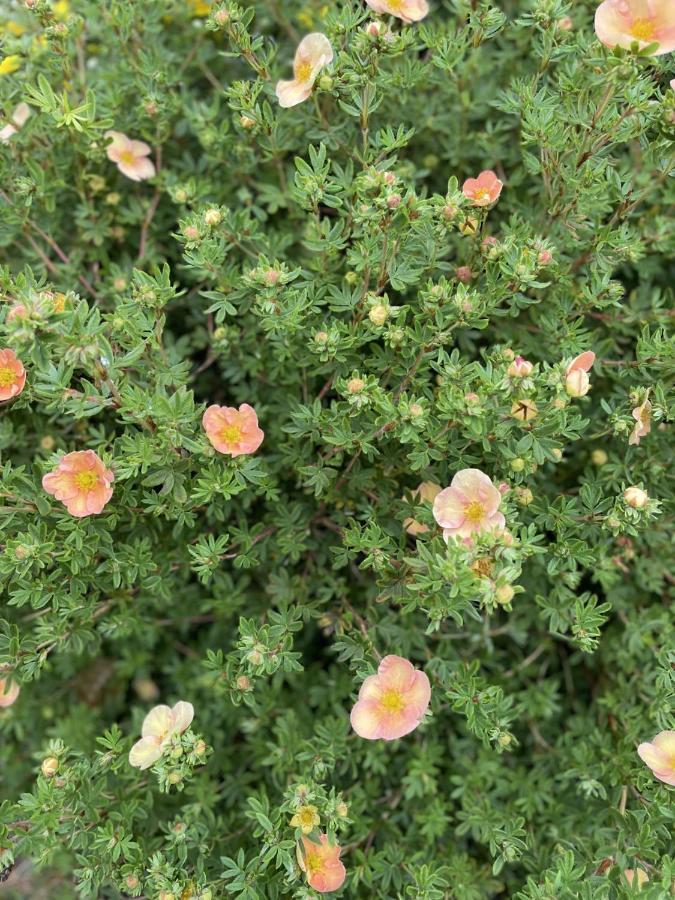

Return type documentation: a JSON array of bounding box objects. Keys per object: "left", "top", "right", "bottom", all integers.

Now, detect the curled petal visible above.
[
  {"left": 129, "top": 736, "right": 163, "bottom": 770},
  {"left": 142, "top": 704, "right": 173, "bottom": 739},
  {"left": 171, "top": 700, "right": 194, "bottom": 734}
]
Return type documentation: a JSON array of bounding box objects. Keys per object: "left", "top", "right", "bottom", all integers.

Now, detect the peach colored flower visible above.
[
  {"left": 290, "top": 804, "right": 320, "bottom": 835},
  {"left": 623, "top": 486, "right": 649, "bottom": 508},
  {"left": 462, "top": 170, "right": 503, "bottom": 207},
  {"left": 297, "top": 834, "right": 346, "bottom": 893},
  {"left": 42, "top": 450, "right": 114, "bottom": 517},
  {"left": 595, "top": 0, "right": 675, "bottom": 55},
  {"left": 623, "top": 868, "right": 649, "bottom": 890},
  {"left": 0, "top": 678, "right": 20, "bottom": 708},
  {"left": 275, "top": 33, "right": 333, "bottom": 108},
  {"left": 365, "top": 0, "right": 429, "bottom": 23},
  {"left": 637, "top": 730, "right": 675, "bottom": 785},
  {"left": 0, "top": 101, "right": 30, "bottom": 143},
  {"left": 202, "top": 403, "right": 264, "bottom": 457},
  {"left": 507, "top": 356, "right": 533, "bottom": 378},
  {"left": 0, "top": 348, "right": 26, "bottom": 401},
  {"left": 6, "top": 303, "right": 28, "bottom": 321},
  {"left": 404, "top": 481, "right": 441, "bottom": 536},
  {"left": 565, "top": 350, "right": 595, "bottom": 397},
  {"left": 350, "top": 655, "right": 431, "bottom": 741},
  {"left": 629, "top": 396, "right": 651, "bottom": 445},
  {"left": 105, "top": 131, "right": 156, "bottom": 182},
  {"left": 129, "top": 701, "right": 194, "bottom": 770},
  {"left": 433, "top": 469, "right": 505, "bottom": 543}
]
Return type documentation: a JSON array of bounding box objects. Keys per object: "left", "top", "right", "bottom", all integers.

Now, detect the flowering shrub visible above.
[{"left": 0, "top": 0, "right": 673, "bottom": 897}]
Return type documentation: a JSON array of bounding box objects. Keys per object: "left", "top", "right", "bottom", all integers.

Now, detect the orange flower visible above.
[
  {"left": 0, "top": 348, "right": 26, "bottom": 401},
  {"left": 350, "top": 655, "right": 431, "bottom": 741},
  {"left": 0, "top": 678, "right": 20, "bottom": 708},
  {"left": 297, "top": 834, "right": 346, "bottom": 893},
  {"left": 365, "top": 0, "right": 429, "bottom": 23},
  {"left": 105, "top": 131, "right": 156, "bottom": 182},
  {"left": 629, "top": 396, "right": 651, "bottom": 446},
  {"left": 462, "top": 170, "right": 503, "bottom": 207},
  {"left": 202, "top": 403, "right": 264, "bottom": 457},
  {"left": 595, "top": 0, "right": 675, "bottom": 55},
  {"left": 42, "top": 450, "right": 114, "bottom": 517}
]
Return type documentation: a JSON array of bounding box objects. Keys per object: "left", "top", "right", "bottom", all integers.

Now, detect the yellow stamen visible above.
[
  {"left": 304, "top": 850, "right": 322, "bottom": 874},
  {"left": 221, "top": 424, "right": 242, "bottom": 444},
  {"left": 74, "top": 471, "right": 98, "bottom": 490},
  {"left": 381, "top": 689, "right": 405, "bottom": 714},
  {"left": 0, "top": 367, "right": 15, "bottom": 388},
  {"left": 474, "top": 188, "right": 491, "bottom": 202},
  {"left": 295, "top": 60, "right": 313, "bottom": 83},
  {"left": 464, "top": 500, "right": 485, "bottom": 525},
  {"left": 629, "top": 18, "right": 654, "bottom": 41},
  {"left": 118, "top": 149, "right": 136, "bottom": 166}
]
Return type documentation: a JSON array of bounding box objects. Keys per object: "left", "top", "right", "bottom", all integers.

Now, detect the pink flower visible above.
[
  {"left": 0, "top": 348, "right": 26, "bottom": 401},
  {"left": 297, "top": 834, "right": 346, "bottom": 893},
  {"left": 404, "top": 481, "right": 441, "bottom": 536},
  {"left": 564, "top": 350, "right": 595, "bottom": 398},
  {"left": 350, "top": 655, "right": 431, "bottom": 741},
  {"left": 595, "top": 0, "right": 675, "bottom": 55},
  {"left": 365, "top": 0, "right": 429, "bottom": 23},
  {"left": 629, "top": 396, "right": 651, "bottom": 445},
  {"left": 42, "top": 450, "right": 114, "bottom": 517},
  {"left": 275, "top": 33, "right": 333, "bottom": 108},
  {"left": 0, "top": 678, "right": 20, "bottom": 708},
  {"left": 202, "top": 403, "right": 264, "bottom": 457},
  {"left": 462, "top": 170, "right": 503, "bottom": 207},
  {"left": 433, "top": 468, "right": 506, "bottom": 542},
  {"left": 129, "top": 701, "right": 194, "bottom": 770},
  {"left": 637, "top": 730, "right": 675, "bottom": 785},
  {"left": 507, "top": 356, "right": 533, "bottom": 378},
  {"left": 0, "top": 102, "right": 30, "bottom": 143},
  {"left": 105, "top": 131, "right": 156, "bottom": 182}
]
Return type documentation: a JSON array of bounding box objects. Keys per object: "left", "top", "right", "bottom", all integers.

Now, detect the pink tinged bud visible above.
[
  {"left": 6, "top": 303, "right": 28, "bottom": 321},
  {"left": 629, "top": 397, "right": 651, "bottom": 446},
  {"left": 42, "top": 450, "right": 114, "bottom": 517},
  {"left": 350, "top": 655, "right": 431, "bottom": 741},
  {"left": 481, "top": 235, "right": 499, "bottom": 249},
  {"left": 214, "top": 9, "right": 230, "bottom": 25},
  {"left": 637, "top": 730, "right": 675, "bottom": 785},
  {"left": 365, "top": 0, "right": 429, "bottom": 23},
  {"left": 507, "top": 356, "right": 533, "bottom": 377},
  {"left": 129, "top": 701, "right": 194, "bottom": 770},
  {"left": 594, "top": 0, "right": 675, "bottom": 55},
  {"left": 365, "top": 20, "right": 385, "bottom": 36},
  {"left": 564, "top": 351, "right": 595, "bottom": 397},
  {"left": 383, "top": 171, "right": 396, "bottom": 185},
  {"left": 442, "top": 204, "right": 457, "bottom": 219},
  {"left": 462, "top": 169, "right": 503, "bottom": 207},
  {"left": 184, "top": 225, "right": 201, "bottom": 241},
  {"left": 275, "top": 33, "right": 333, "bottom": 108},
  {"left": 0, "top": 678, "right": 20, "bottom": 708},
  {"left": 455, "top": 266, "right": 473, "bottom": 283},
  {"left": 202, "top": 403, "right": 264, "bottom": 457},
  {"left": 297, "top": 834, "right": 346, "bottom": 893},
  {"left": 262, "top": 268, "right": 280, "bottom": 285},
  {"left": 0, "top": 348, "right": 26, "bottom": 400},
  {"left": 105, "top": 131, "right": 156, "bottom": 182},
  {"left": 386, "top": 193, "right": 401, "bottom": 209},
  {"left": 433, "top": 468, "right": 506, "bottom": 542},
  {"left": 537, "top": 249, "right": 553, "bottom": 265},
  {"left": 623, "top": 486, "right": 649, "bottom": 508},
  {"left": 557, "top": 16, "right": 573, "bottom": 30}
]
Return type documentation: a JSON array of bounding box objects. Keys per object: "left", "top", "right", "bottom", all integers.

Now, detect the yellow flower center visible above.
[
  {"left": 629, "top": 18, "right": 654, "bottom": 41},
  {"left": 381, "top": 689, "right": 405, "bottom": 714},
  {"left": 221, "top": 424, "right": 242, "bottom": 444},
  {"left": 0, "top": 366, "right": 15, "bottom": 388},
  {"left": 296, "top": 60, "right": 314, "bottom": 83},
  {"left": 304, "top": 850, "right": 323, "bottom": 875},
  {"left": 118, "top": 149, "right": 136, "bottom": 166},
  {"left": 464, "top": 500, "right": 485, "bottom": 525},
  {"left": 74, "top": 471, "right": 98, "bottom": 491},
  {"left": 296, "top": 806, "right": 318, "bottom": 828},
  {"left": 388, "top": 0, "right": 403, "bottom": 9}
]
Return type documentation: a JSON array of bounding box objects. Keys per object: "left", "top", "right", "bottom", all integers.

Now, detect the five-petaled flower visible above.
[
  {"left": 129, "top": 701, "right": 194, "bottom": 770},
  {"left": 629, "top": 396, "right": 651, "bottom": 445},
  {"left": 565, "top": 350, "right": 595, "bottom": 398},
  {"left": 0, "top": 348, "right": 26, "bottom": 401},
  {"left": 404, "top": 481, "right": 441, "bottom": 536},
  {"left": 290, "top": 804, "right": 320, "bottom": 835},
  {"left": 42, "top": 450, "right": 114, "bottom": 517},
  {"left": 350, "top": 655, "right": 431, "bottom": 740},
  {"left": 365, "top": 0, "right": 429, "bottom": 23},
  {"left": 202, "top": 403, "right": 264, "bottom": 457},
  {"left": 433, "top": 468, "right": 506, "bottom": 542},
  {"left": 297, "top": 833, "right": 346, "bottom": 893},
  {"left": 637, "top": 730, "right": 675, "bottom": 785},
  {"left": 0, "top": 678, "right": 20, "bottom": 708},
  {"left": 105, "top": 131, "right": 156, "bottom": 182},
  {"left": 276, "top": 33, "right": 333, "bottom": 108},
  {"left": 462, "top": 170, "right": 503, "bottom": 207},
  {"left": 0, "top": 102, "right": 30, "bottom": 143},
  {"left": 594, "top": 0, "right": 675, "bottom": 56}
]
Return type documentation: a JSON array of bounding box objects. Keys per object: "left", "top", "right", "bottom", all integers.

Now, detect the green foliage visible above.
[{"left": 0, "top": 0, "right": 673, "bottom": 897}]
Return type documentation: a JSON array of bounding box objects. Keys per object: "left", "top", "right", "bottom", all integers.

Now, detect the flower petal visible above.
[
  {"left": 142, "top": 704, "right": 173, "bottom": 739},
  {"left": 128, "top": 736, "right": 163, "bottom": 770}
]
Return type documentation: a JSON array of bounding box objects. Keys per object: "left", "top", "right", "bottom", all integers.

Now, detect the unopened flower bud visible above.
[
  {"left": 459, "top": 217, "right": 478, "bottom": 236},
  {"left": 336, "top": 802, "right": 349, "bottom": 817},
  {"left": 239, "top": 115, "right": 256, "bottom": 129},
  {"left": 318, "top": 75, "right": 333, "bottom": 91},
  {"left": 40, "top": 435, "right": 56, "bottom": 451},
  {"left": 174, "top": 188, "right": 189, "bottom": 203},
  {"left": 125, "top": 875, "right": 140, "bottom": 890},
  {"left": 623, "top": 486, "right": 649, "bottom": 509},
  {"left": 113, "top": 277, "right": 127, "bottom": 292},
  {"left": 168, "top": 771, "right": 182, "bottom": 785},
  {"left": 510, "top": 458, "right": 525, "bottom": 472},
  {"left": 507, "top": 356, "right": 533, "bottom": 378},
  {"left": 314, "top": 330, "right": 329, "bottom": 345},
  {"left": 409, "top": 403, "right": 423, "bottom": 418},
  {"left": 498, "top": 733, "right": 512, "bottom": 747},
  {"left": 144, "top": 100, "right": 159, "bottom": 116},
  {"left": 247, "top": 649, "right": 264, "bottom": 665},
  {"left": 204, "top": 208, "right": 222, "bottom": 227},
  {"left": 347, "top": 377, "right": 365, "bottom": 394},
  {"left": 183, "top": 225, "right": 201, "bottom": 242},
  {"left": 41, "top": 756, "right": 59, "bottom": 777},
  {"left": 386, "top": 193, "right": 401, "bottom": 210},
  {"left": 236, "top": 674, "right": 251, "bottom": 690},
  {"left": 511, "top": 399, "right": 538, "bottom": 422},
  {"left": 565, "top": 370, "right": 590, "bottom": 397},
  {"left": 383, "top": 171, "right": 396, "bottom": 185},
  {"left": 365, "top": 20, "right": 385, "bottom": 36},
  {"left": 262, "top": 268, "right": 280, "bottom": 286},
  {"left": 442, "top": 204, "right": 456, "bottom": 220},
  {"left": 495, "top": 584, "right": 514, "bottom": 605},
  {"left": 557, "top": 16, "right": 573, "bottom": 30},
  {"left": 551, "top": 448, "right": 563, "bottom": 461},
  {"left": 455, "top": 266, "right": 473, "bottom": 283},
  {"left": 537, "top": 249, "right": 553, "bottom": 265},
  {"left": 194, "top": 740, "right": 206, "bottom": 755},
  {"left": 368, "top": 304, "right": 389, "bottom": 326},
  {"left": 515, "top": 486, "right": 533, "bottom": 506},
  {"left": 214, "top": 9, "right": 230, "bottom": 25}
]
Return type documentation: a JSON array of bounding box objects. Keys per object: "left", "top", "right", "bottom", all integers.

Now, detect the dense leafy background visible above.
[{"left": 0, "top": 0, "right": 673, "bottom": 897}]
